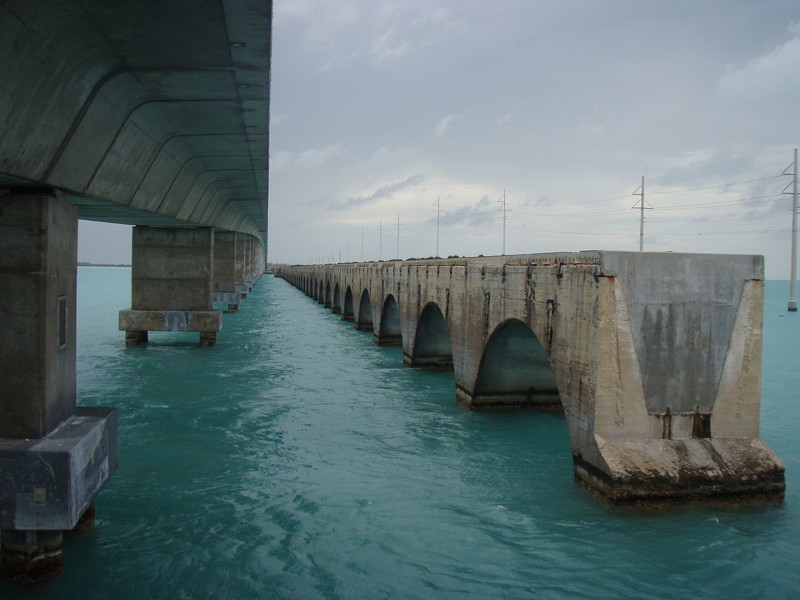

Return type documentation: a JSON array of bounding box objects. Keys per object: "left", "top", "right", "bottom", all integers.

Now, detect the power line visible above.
[{"left": 647, "top": 175, "right": 785, "bottom": 196}]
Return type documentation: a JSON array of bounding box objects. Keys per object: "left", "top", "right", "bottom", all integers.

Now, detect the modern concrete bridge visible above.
[
  {"left": 277, "top": 252, "right": 785, "bottom": 503},
  {"left": 0, "top": 0, "right": 271, "bottom": 582}
]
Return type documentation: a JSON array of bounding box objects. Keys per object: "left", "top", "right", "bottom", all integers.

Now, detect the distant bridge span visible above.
[{"left": 277, "top": 251, "right": 785, "bottom": 503}]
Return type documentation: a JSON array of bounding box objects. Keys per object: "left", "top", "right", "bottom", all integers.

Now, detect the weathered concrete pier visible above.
[{"left": 277, "top": 251, "right": 785, "bottom": 503}]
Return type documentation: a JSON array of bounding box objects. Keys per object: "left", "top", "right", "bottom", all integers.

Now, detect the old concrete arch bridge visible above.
[{"left": 277, "top": 251, "right": 784, "bottom": 504}]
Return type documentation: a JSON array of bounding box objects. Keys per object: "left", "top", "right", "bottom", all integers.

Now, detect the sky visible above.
[
  {"left": 264, "top": 0, "right": 800, "bottom": 279},
  {"left": 79, "top": 0, "right": 800, "bottom": 280}
]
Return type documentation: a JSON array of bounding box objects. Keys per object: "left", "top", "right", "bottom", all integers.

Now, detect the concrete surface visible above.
[{"left": 276, "top": 252, "right": 785, "bottom": 502}]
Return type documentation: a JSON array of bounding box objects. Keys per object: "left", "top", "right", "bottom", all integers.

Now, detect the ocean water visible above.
[{"left": 1, "top": 268, "right": 798, "bottom": 599}]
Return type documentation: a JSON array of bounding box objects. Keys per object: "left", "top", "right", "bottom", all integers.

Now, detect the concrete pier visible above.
[
  {"left": 213, "top": 231, "right": 242, "bottom": 312},
  {"left": 277, "top": 252, "right": 785, "bottom": 504},
  {"left": 119, "top": 226, "right": 222, "bottom": 346},
  {"left": 212, "top": 232, "right": 266, "bottom": 312},
  {"left": 0, "top": 191, "right": 118, "bottom": 583}
]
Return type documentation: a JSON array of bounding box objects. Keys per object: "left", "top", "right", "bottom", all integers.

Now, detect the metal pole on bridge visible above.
[{"left": 789, "top": 148, "right": 798, "bottom": 312}]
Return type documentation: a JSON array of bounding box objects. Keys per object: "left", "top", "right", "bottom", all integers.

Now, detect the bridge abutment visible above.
[
  {"left": 0, "top": 191, "right": 118, "bottom": 583},
  {"left": 119, "top": 226, "right": 221, "bottom": 346}
]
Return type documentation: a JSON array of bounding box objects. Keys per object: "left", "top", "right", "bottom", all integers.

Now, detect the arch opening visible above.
[
  {"left": 356, "top": 289, "right": 373, "bottom": 331},
  {"left": 324, "top": 282, "right": 332, "bottom": 307},
  {"left": 465, "top": 318, "right": 560, "bottom": 410},
  {"left": 375, "top": 294, "right": 401, "bottom": 346},
  {"left": 332, "top": 283, "right": 342, "bottom": 314},
  {"left": 342, "top": 286, "right": 354, "bottom": 322},
  {"left": 316, "top": 279, "right": 325, "bottom": 304},
  {"left": 406, "top": 302, "right": 452, "bottom": 370}
]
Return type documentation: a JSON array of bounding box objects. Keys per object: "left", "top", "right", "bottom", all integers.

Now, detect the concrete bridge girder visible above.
[
  {"left": 277, "top": 252, "right": 785, "bottom": 503},
  {"left": 0, "top": 0, "right": 270, "bottom": 238}
]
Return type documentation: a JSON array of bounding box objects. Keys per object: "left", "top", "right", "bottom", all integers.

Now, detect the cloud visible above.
[
  {"left": 438, "top": 196, "right": 496, "bottom": 228},
  {"left": 369, "top": 26, "right": 415, "bottom": 66},
  {"left": 295, "top": 144, "right": 345, "bottom": 169},
  {"left": 275, "top": 0, "right": 361, "bottom": 50},
  {"left": 494, "top": 112, "right": 513, "bottom": 132},
  {"left": 434, "top": 113, "right": 465, "bottom": 137},
  {"left": 339, "top": 173, "right": 425, "bottom": 208},
  {"left": 270, "top": 149, "right": 293, "bottom": 172},
  {"left": 715, "top": 32, "right": 800, "bottom": 105}
]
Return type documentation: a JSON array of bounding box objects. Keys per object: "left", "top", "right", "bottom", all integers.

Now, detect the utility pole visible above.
[
  {"left": 632, "top": 176, "right": 652, "bottom": 251},
  {"left": 361, "top": 227, "right": 365, "bottom": 262},
  {"left": 435, "top": 195, "right": 441, "bottom": 258},
  {"left": 395, "top": 212, "right": 400, "bottom": 259},
  {"left": 378, "top": 220, "right": 383, "bottom": 261},
  {"left": 497, "top": 189, "right": 509, "bottom": 255},
  {"left": 788, "top": 149, "right": 798, "bottom": 311}
]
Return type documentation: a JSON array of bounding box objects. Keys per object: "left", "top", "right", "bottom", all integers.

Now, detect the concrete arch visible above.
[
  {"left": 376, "top": 294, "right": 402, "bottom": 346},
  {"left": 356, "top": 289, "right": 373, "bottom": 331},
  {"left": 332, "top": 282, "right": 342, "bottom": 314},
  {"left": 406, "top": 302, "right": 452, "bottom": 370},
  {"left": 342, "top": 286, "right": 355, "bottom": 322},
  {"left": 324, "top": 281, "right": 332, "bottom": 307},
  {"left": 468, "top": 318, "right": 560, "bottom": 409},
  {"left": 316, "top": 278, "right": 324, "bottom": 303}
]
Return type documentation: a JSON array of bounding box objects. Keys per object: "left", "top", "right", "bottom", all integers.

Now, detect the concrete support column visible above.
[
  {"left": 119, "top": 226, "right": 221, "bottom": 346},
  {"left": 253, "top": 236, "right": 265, "bottom": 276},
  {"left": 0, "top": 192, "right": 76, "bottom": 439},
  {"left": 212, "top": 231, "right": 240, "bottom": 312},
  {"left": 1, "top": 530, "right": 62, "bottom": 585},
  {"left": 235, "top": 233, "right": 249, "bottom": 298},
  {"left": 0, "top": 191, "right": 117, "bottom": 584}
]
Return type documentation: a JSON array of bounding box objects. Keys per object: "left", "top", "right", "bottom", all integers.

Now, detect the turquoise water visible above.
[{"left": 1, "top": 268, "right": 798, "bottom": 599}]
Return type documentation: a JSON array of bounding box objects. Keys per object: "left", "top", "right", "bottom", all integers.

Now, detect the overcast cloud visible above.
[{"left": 263, "top": 0, "right": 800, "bottom": 278}]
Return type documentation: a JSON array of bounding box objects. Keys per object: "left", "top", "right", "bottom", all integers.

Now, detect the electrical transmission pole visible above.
[
  {"left": 361, "top": 227, "right": 365, "bottom": 262},
  {"left": 435, "top": 196, "right": 441, "bottom": 258},
  {"left": 497, "top": 189, "right": 509, "bottom": 255},
  {"left": 787, "top": 149, "right": 798, "bottom": 311},
  {"left": 378, "top": 220, "right": 383, "bottom": 261},
  {"left": 395, "top": 212, "right": 400, "bottom": 259},
  {"left": 632, "top": 176, "right": 652, "bottom": 251}
]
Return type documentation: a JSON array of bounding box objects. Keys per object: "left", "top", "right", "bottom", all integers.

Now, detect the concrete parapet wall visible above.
[{"left": 276, "top": 251, "right": 784, "bottom": 503}]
